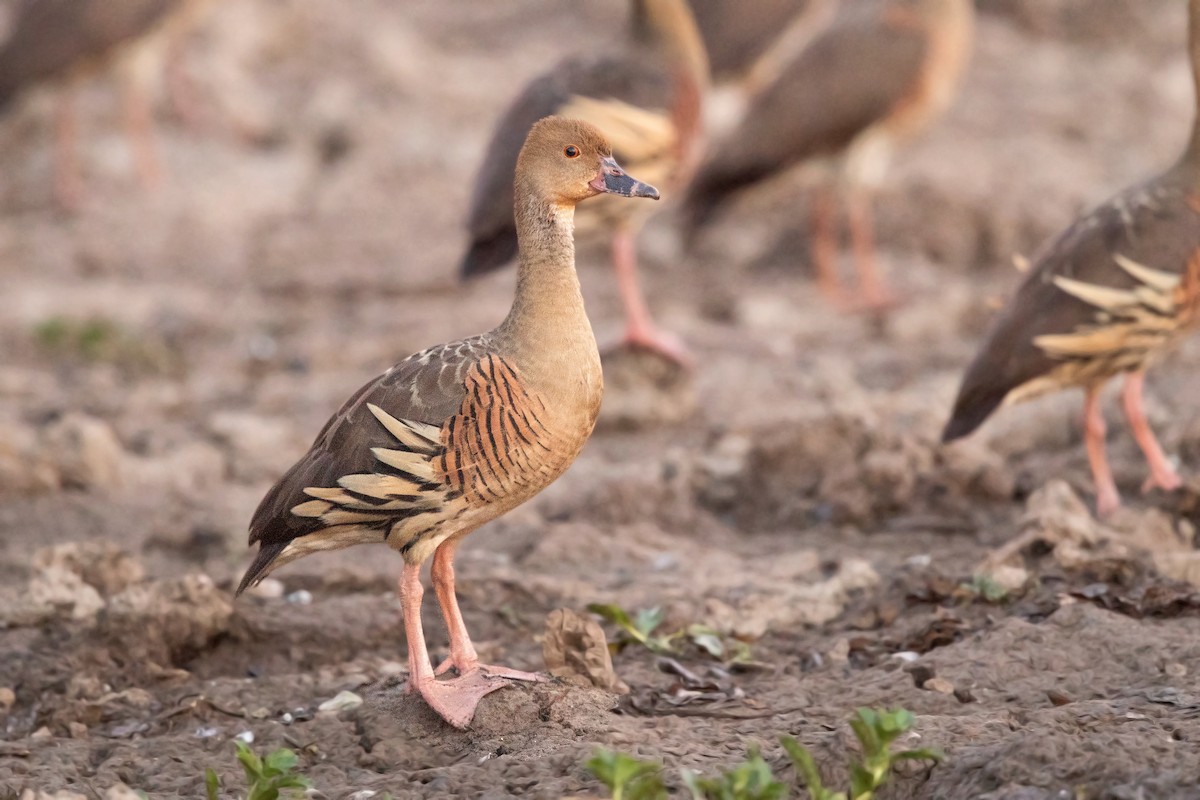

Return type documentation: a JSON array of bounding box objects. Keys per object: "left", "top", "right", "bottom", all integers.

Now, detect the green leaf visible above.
[
  {"left": 848, "top": 762, "right": 877, "bottom": 800},
  {"left": 204, "top": 768, "right": 220, "bottom": 800},
  {"left": 781, "top": 736, "right": 837, "bottom": 799},
  {"left": 587, "top": 603, "right": 679, "bottom": 655},
  {"left": 686, "top": 625, "right": 726, "bottom": 659},
  {"left": 633, "top": 607, "right": 665, "bottom": 638},
  {"left": 588, "top": 603, "right": 650, "bottom": 649},
  {"left": 681, "top": 769, "right": 705, "bottom": 800},
  {"left": 264, "top": 748, "right": 300, "bottom": 775},
  {"left": 683, "top": 749, "right": 788, "bottom": 800},
  {"left": 585, "top": 748, "right": 666, "bottom": 800},
  {"left": 235, "top": 741, "right": 264, "bottom": 780}
]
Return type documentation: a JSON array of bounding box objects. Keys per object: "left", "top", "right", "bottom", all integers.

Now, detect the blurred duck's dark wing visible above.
[
  {"left": 943, "top": 174, "right": 1200, "bottom": 441},
  {"left": 686, "top": 0, "right": 810, "bottom": 79},
  {"left": 0, "top": 0, "right": 182, "bottom": 106}
]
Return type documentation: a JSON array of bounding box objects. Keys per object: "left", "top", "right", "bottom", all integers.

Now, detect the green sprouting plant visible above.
[
  {"left": 783, "top": 708, "right": 943, "bottom": 800},
  {"left": 205, "top": 741, "right": 312, "bottom": 800},
  {"left": 588, "top": 708, "right": 940, "bottom": 800},
  {"left": 685, "top": 623, "right": 753, "bottom": 664},
  {"left": 587, "top": 604, "right": 679, "bottom": 655},
  {"left": 33, "top": 315, "right": 177, "bottom": 374},
  {"left": 960, "top": 575, "right": 1009, "bottom": 603},
  {"left": 587, "top": 604, "right": 753, "bottom": 662},
  {"left": 682, "top": 749, "right": 788, "bottom": 800},
  {"left": 586, "top": 749, "right": 668, "bottom": 800}
]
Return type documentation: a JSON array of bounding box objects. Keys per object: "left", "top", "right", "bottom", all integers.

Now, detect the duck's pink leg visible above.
[
  {"left": 121, "top": 69, "right": 163, "bottom": 189},
  {"left": 612, "top": 226, "right": 691, "bottom": 366},
  {"left": 1084, "top": 386, "right": 1121, "bottom": 516},
  {"left": 809, "top": 184, "right": 844, "bottom": 302},
  {"left": 430, "top": 541, "right": 544, "bottom": 684},
  {"left": 399, "top": 561, "right": 509, "bottom": 729},
  {"left": 846, "top": 190, "right": 899, "bottom": 312},
  {"left": 1120, "top": 371, "right": 1183, "bottom": 493}
]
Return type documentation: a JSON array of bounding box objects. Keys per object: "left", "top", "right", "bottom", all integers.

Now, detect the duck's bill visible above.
[{"left": 590, "top": 156, "right": 660, "bottom": 199}]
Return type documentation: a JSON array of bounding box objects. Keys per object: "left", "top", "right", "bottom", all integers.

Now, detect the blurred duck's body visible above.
[
  {"left": 0, "top": 0, "right": 209, "bottom": 208},
  {"left": 943, "top": 0, "right": 1200, "bottom": 516},
  {"left": 460, "top": 0, "right": 708, "bottom": 364},
  {"left": 687, "top": 0, "right": 824, "bottom": 83},
  {"left": 684, "top": 0, "right": 973, "bottom": 310}
]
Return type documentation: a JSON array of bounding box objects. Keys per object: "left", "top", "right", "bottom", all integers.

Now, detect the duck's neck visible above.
[
  {"left": 496, "top": 192, "right": 596, "bottom": 374},
  {"left": 632, "top": 0, "right": 709, "bottom": 94}
]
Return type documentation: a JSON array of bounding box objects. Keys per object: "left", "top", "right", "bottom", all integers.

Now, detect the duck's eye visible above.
[{"left": 564, "top": 145, "right": 580, "bottom": 158}]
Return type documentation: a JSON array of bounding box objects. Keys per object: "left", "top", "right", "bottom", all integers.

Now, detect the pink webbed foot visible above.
[
  {"left": 1095, "top": 484, "right": 1122, "bottom": 518},
  {"left": 616, "top": 324, "right": 692, "bottom": 367},
  {"left": 1142, "top": 467, "right": 1183, "bottom": 495},
  {"left": 833, "top": 287, "right": 904, "bottom": 316},
  {"left": 412, "top": 671, "right": 512, "bottom": 729}
]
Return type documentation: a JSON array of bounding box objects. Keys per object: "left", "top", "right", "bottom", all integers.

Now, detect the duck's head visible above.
[{"left": 516, "top": 117, "right": 660, "bottom": 206}]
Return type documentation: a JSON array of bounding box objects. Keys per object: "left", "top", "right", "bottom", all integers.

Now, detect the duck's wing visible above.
[
  {"left": 459, "top": 54, "right": 674, "bottom": 279},
  {"left": 683, "top": 8, "right": 927, "bottom": 225},
  {"left": 239, "top": 335, "right": 548, "bottom": 591},
  {"left": 943, "top": 176, "right": 1200, "bottom": 441},
  {"left": 687, "top": 0, "right": 811, "bottom": 80},
  {"left": 0, "top": 0, "right": 182, "bottom": 106}
]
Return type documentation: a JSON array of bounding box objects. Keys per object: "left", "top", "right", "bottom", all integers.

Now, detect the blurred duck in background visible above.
[
  {"left": 459, "top": 0, "right": 708, "bottom": 365},
  {"left": 943, "top": 0, "right": 1200, "bottom": 517},
  {"left": 687, "top": 0, "right": 834, "bottom": 87},
  {"left": 683, "top": 0, "right": 974, "bottom": 311},
  {"left": 0, "top": 0, "right": 213, "bottom": 209}
]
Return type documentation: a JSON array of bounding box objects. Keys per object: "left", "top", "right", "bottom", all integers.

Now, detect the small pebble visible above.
[
  {"left": 31, "top": 726, "right": 52, "bottom": 740},
  {"left": 0, "top": 687, "right": 15, "bottom": 713},
  {"left": 1046, "top": 689, "right": 1073, "bottom": 706},
  {"left": 1166, "top": 663, "right": 1187, "bottom": 678},
  {"left": 907, "top": 554, "right": 932, "bottom": 567},
  {"left": 826, "top": 638, "right": 850, "bottom": 663},
  {"left": 923, "top": 677, "right": 956, "bottom": 695},
  {"left": 285, "top": 589, "right": 313, "bottom": 605},
  {"left": 318, "top": 690, "right": 363, "bottom": 713},
  {"left": 651, "top": 552, "right": 679, "bottom": 571},
  {"left": 378, "top": 661, "right": 407, "bottom": 677},
  {"left": 235, "top": 730, "right": 255, "bottom": 744},
  {"left": 892, "top": 651, "right": 920, "bottom": 663},
  {"left": 195, "top": 727, "right": 219, "bottom": 738},
  {"left": 247, "top": 578, "right": 285, "bottom": 599},
  {"left": 281, "top": 712, "right": 294, "bottom": 725},
  {"left": 68, "top": 722, "right": 88, "bottom": 739}
]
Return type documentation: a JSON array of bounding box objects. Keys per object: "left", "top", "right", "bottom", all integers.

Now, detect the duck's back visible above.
[
  {"left": 685, "top": 12, "right": 927, "bottom": 217},
  {"left": 687, "top": 0, "right": 810, "bottom": 80}
]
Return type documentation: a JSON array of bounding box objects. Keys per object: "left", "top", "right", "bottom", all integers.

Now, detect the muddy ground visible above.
[{"left": 3, "top": 1, "right": 1200, "bottom": 797}]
